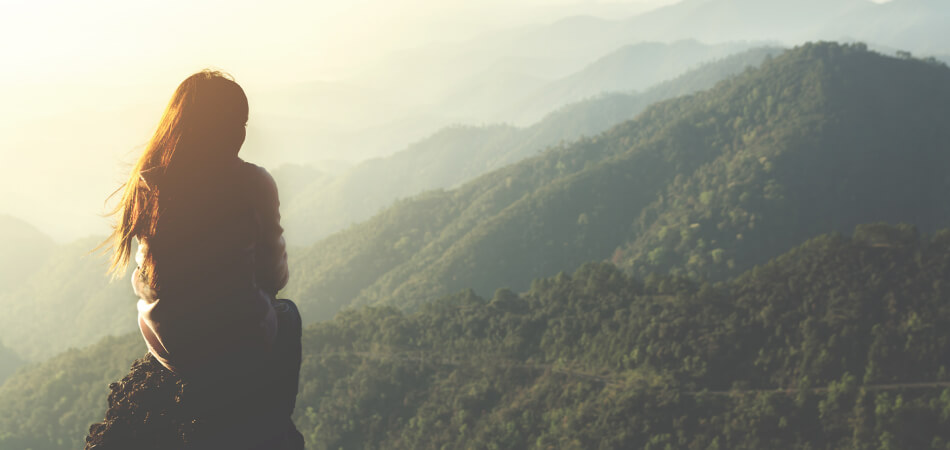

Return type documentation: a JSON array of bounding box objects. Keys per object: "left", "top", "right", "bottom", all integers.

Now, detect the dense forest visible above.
[
  {"left": 282, "top": 42, "right": 950, "bottom": 322},
  {"left": 291, "top": 224, "right": 950, "bottom": 449},
  {"left": 3, "top": 225, "right": 950, "bottom": 449}
]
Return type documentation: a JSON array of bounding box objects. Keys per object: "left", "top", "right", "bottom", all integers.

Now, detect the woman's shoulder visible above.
[
  {"left": 235, "top": 159, "right": 277, "bottom": 186},
  {"left": 235, "top": 159, "right": 280, "bottom": 201}
]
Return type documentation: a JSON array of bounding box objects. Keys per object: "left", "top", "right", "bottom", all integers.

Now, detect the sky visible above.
[
  {"left": 0, "top": 0, "right": 904, "bottom": 240},
  {"left": 0, "top": 0, "right": 674, "bottom": 98},
  {"left": 0, "top": 0, "right": 677, "bottom": 240}
]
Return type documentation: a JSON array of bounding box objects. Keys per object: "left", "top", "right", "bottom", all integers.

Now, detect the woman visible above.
[{"left": 104, "top": 70, "right": 302, "bottom": 447}]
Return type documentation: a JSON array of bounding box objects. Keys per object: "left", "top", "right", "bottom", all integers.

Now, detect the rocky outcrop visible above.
[{"left": 85, "top": 353, "right": 303, "bottom": 450}]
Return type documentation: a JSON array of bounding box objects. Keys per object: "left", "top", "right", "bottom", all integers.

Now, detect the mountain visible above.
[
  {"left": 355, "top": 0, "right": 950, "bottom": 135},
  {"left": 615, "top": 44, "right": 950, "bottom": 280},
  {"left": 0, "top": 340, "right": 24, "bottom": 386},
  {"left": 6, "top": 224, "right": 950, "bottom": 449},
  {"left": 0, "top": 214, "right": 55, "bottom": 294},
  {"left": 269, "top": 225, "right": 950, "bottom": 449},
  {"left": 281, "top": 42, "right": 950, "bottom": 322},
  {"left": 0, "top": 237, "right": 136, "bottom": 361},
  {"left": 0, "top": 335, "right": 143, "bottom": 450},
  {"left": 281, "top": 47, "right": 783, "bottom": 244},
  {"left": 439, "top": 40, "right": 761, "bottom": 125},
  {"left": 502, "top": 40, "right": 761, "bottom": 124}
]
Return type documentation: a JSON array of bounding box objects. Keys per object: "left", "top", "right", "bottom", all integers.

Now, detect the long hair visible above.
[{"left": 104, "top": 70, "right": 248, "bottom": 285}]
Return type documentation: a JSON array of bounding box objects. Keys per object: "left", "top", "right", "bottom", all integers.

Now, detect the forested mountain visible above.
[
  {"left": 282, "top": 42, "right": 950, "bottom": 322},
  {"left": 0, "top": 238, "right": 136, "bottom": 361},
  {"left": 5, "top": 225, "right": 950, "bottom": 449},
  {"left": 0, "top": 335, "right": 142, "bottom": 449},
  {"left": 0, "top": 214, "right": 55, "bottom": 294},
  {"left": 281, "top": 47, "right": 782, "bottom": 244},
  {"left": 286, "top": 225, "right": 950, "bottom": 449},
  {"left": 0, "top": 218, "right": 136, "bottom": 364}
]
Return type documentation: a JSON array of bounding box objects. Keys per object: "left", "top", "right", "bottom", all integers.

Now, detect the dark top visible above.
[{"left": 133, "top": 158, "right": 288, "bottom": 374}]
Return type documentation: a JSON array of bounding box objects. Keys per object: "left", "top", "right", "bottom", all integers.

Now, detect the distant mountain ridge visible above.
[
  {"left": 0, "top": 237, "right": 136, "bottom": 361},
  {"left": 0, "top": 214, "right": 55, "bottom": 293},
  {"left": 281, "top": 42, "right": 950, "bottom": 322},
  {"left": 500, "top": 40, "right": 761, "bottom": 124},
  {"left": 279, "top": 46, "right": 783, "bottom": 244},
  {"left": 0, "top": 340, "right": 23, "bottom": 386}
]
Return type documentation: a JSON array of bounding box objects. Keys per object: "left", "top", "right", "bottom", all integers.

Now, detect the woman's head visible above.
[
  {"left": 154, "top": 70, "right": 249, "bottom": 165},
  {"left": 105, "top": 70, "right": 249, "bottom": 279}
]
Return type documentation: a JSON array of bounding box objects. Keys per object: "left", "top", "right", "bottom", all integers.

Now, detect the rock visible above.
[{"left": 86, "top": 353, "right": 303, "bottom": 449}]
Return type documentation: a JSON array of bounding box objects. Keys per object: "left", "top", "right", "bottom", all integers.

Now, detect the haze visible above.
[{"left": 0, "top": 0, "right": 913, "bottom": 241}]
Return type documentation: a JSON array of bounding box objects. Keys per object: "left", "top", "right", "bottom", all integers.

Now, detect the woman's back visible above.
[{"left": 135, "top": 158, "right": 288, "bottom": 374}]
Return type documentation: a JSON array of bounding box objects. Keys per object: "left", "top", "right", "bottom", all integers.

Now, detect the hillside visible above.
[
  {"left": 281, "top": 47, "right": 782, "bottom": 244},
  {"left": 503, "top": 40, "right": 759, "bottom": 124},
  {"left": 282, "top": 42, "right": 950, "bottom": 322},
  {"left": 0, "top": 214, "right": 55, "bottom": 294},
  {"left": 290, "top": 225, "right": 950, "bottom": 449},
  {"left": 442, "top": 40, "right": 759, "bottom": 125},
  {"left": 0, "top": 341, "right": 23, "bottom": 386},
  {"left": 4, "top": 224, "right": 950, "bottom": 449},
  {"left": 0, "top": 238, "right": 136, "bottom": 361},
  {"left": 0, "top": 335, "right": 142, "bottom": 449}
]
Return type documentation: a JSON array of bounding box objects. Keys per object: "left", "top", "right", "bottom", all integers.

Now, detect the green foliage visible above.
[
  {"left": 4, "top": 225, "right": 950, "bottom": 449},
  {"left": 287, "top": 227, "right": 950, "bottom": 449},
  {"left": 0, "top": 336, "right": 143, "bottom": 450},
  {"left": 610, "top": 41, "right": 950, "bottom": 280}
]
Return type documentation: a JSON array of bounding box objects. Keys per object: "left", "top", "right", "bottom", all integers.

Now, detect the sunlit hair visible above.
[{"left": 103, "top": 70, "right": 248, "bottom": 283}]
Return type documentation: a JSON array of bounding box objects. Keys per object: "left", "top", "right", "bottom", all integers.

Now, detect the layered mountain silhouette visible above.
[
  {"left": 0, "top": 214, "right": 55, "bottom": 293},
  {"left": 0, "top": 238, "right": 136, "bottom": 361},
  {"left": 280, "top": 46, "right": 782, "bottom": 244},
  {"left": 281, "top": 42, "right": 950, "bottom": 321},
  {"left": 447, "top": 40, "right": 760, "bottom": 125},
  {"left": 0, "top": 340, "right": 23, "bottom": 385}
]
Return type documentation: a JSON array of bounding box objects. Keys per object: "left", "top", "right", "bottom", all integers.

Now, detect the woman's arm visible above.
[{"left": 251, "top": 165, "right": 289, "bottom": 296}]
